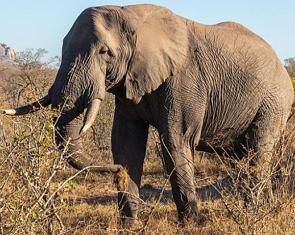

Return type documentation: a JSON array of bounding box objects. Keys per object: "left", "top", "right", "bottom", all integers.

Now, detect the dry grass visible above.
[{"left": 0, "top": 52, "right": 294, "bottom": 234}]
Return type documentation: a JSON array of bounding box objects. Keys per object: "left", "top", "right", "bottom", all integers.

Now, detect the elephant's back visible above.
[
  {"left": 218, "top": 22, "right": 285, "bottom": 79},
  {"left": 215, "top": 22, "right": 293, "bottom": 114},
  {"left": 192, "top": 20, "right": 289, "bottom": 93},
  {"left": 213, "top": 21, "right": 266, "bottom": 42}
]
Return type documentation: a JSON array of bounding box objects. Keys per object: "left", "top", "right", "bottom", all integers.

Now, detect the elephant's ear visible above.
[{"left": 125, "top": 9, "right": 189, "bottom": 103}]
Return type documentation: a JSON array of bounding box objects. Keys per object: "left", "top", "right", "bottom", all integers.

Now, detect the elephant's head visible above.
[{"left": 1, "top": 5, "right": 189, "bottom": 170}]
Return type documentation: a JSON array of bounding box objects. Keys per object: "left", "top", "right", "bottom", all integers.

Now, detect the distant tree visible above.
[
  {"left": 284, "top": 57, "right": 295, "bottom": 78},
  {"left": 0, "top": 48, "right": 57, "bottom": 106}
]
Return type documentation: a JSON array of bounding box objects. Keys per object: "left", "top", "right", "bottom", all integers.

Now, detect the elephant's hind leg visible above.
[
  {"left": 111, "top": 110, "right": 148, "bottom": 227},
  {"left": 242, "top": 106, "right": 287, "bottom": 206}
]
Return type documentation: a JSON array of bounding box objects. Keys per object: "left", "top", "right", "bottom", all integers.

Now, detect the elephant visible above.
[{"left": 1, "top": 4, "right": 294, "bottom": 226}]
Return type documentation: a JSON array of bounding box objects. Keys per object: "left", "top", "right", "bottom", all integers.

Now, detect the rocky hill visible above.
[{"left": 0, "top": 43, "right": 16, "bottom": 61}]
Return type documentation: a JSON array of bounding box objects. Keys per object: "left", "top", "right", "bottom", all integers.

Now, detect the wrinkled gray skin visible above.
[{"left": 3, "top": 4, "right": 294, "bottom": 224}]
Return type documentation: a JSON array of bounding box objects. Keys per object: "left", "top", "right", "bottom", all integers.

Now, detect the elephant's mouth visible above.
[{"left": 105, "top": 76, "right": 124, "bottom": 92}]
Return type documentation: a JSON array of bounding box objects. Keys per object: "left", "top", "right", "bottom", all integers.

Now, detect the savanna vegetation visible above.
[{"left": 0, "top": 50, "right": 294, "bottom": 234}]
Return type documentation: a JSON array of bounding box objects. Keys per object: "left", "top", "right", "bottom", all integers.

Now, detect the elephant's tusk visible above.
[
  {"left": 0, "top": 95, "right": 51, "bottom": 116},
  {"left": 80, "top": 99, "right": 101, "bottom": 135},
  {"left": 0, "top": 109, "right": 16, "bottom": 115}
]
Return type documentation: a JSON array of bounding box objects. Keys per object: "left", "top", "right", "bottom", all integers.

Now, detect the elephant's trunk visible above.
[
  {"left": 63, "top": 129, "right": 125, "bottom": 175},
  {"left": 64, "top": 138, "right": 128, "bottom": 189},
  {"left": 55, "top": 106, "right": 124, "bottom": 174},
  {"left": 0, "top": 95, "right": 51, "bottom": 115}
]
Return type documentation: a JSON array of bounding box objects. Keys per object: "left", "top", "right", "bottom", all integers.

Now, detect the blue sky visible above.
[{"left": 1, "top": 1, "right": 294, "bottom": 62}]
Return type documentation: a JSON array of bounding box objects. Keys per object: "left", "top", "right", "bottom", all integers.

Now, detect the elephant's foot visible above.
[
  {"left": 117, "top": 193, "right": 142, "bottom": 232},
  {"left": 118, "top": 216, "right": 143, "bottom": 232},
  {"left": 180, "top": 212, "right": 208, "bottom": 227},
  {"left": 178, "top": 201, "right": 204, "bottom": 225},
  {"left": 242, "top": 187, "right": 275, "bottom": 215}
]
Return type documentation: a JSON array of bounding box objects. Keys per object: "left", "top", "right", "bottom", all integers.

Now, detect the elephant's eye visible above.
[{"left": 99, "top": 46, "right": 108, "bottom": 55}]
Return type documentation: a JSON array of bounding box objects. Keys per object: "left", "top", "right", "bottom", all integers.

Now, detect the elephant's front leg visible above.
[
  {"left": 111, "top": 110, "right": 148, "bottom": 226},
  {"left": 160, "top": 132, "right": 198, "bottom": 222}
]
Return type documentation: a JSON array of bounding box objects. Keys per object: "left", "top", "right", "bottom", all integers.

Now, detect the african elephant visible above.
[{"left": 1, "top": 4, "right": 293, "bottom": 225}]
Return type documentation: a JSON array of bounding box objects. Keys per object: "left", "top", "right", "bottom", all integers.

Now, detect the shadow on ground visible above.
[
  {"left": 64, "top": 176, "right": 234, "bottom": 206},
  {"left": 64, "top": 175, "right": 295, "bottom": 207}
]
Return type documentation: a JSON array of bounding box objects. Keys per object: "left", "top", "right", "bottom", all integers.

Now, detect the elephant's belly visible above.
[
  {"left": 200, "top": 101, "right": 259, "bottom": 151},
  {"left": 196, "top": 117, "right": 256, "bottom": 158},
  {"left": 199, "top": 122, "right": 251, "bottom": 150},
  {"left": 200, "top": 128, "right": 239, "bottom": 148}
]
